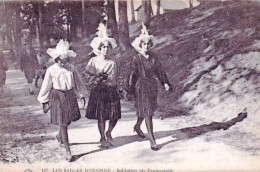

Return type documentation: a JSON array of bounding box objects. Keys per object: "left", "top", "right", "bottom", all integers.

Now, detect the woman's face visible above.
[
  {"left": 141, "top": 41, "right": 149, "bottom": 53},
  {"left": 100, "top": 41, "right": 111, "bottom": 56},
  {"left": 57, "top": 55, "right": 69, "bottom": 67}
]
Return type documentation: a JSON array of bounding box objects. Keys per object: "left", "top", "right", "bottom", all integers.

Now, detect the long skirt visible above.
[
  {"left": 24, "top": 68, "right": 36, "bottom": 83},
  {"left": 86, "top": 85, "right": 121, "bottom": 120},
  {"left": 49, "top": 89, "right": 81, "bottom": 126}
]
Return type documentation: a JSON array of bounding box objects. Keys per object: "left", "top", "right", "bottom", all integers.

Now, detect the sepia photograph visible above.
[{"left": 0, "top": 0, "right": 260, "bottom": 171}]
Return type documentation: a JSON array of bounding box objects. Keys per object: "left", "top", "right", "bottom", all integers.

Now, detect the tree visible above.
[
  {"left": 36, "top": 0, "right": 44, "bottom": 50},
  {"left": 189, "top": 0, "right": 193, "bottom": 7},
  {"left": 82, "top": 0, "right": 86, "bottom": 37},
  {"left": 118, "top": 0, "right": 130, "bottom": 51},
  {"left": 29, "top": 1, "right": 44, "bottom": 50},
  {"left": 156, "top": 0, "right": 160, "bottom": 15},
  {"left": 42, "top": 2, "right": 67, "bottom": 43},
  {"left": 130, "top": 0, "right": 135, "bottom": 23},
  {"left": 14, "top": 1, "right": 22, "bottom": 61},
  {"left": 147, "top": 0, "right": 152, "bottom": 17},
  {"left": 36, "top": 0, "right": 49, "bottom": 48},
  {"left": 65, "top": 1, "right": 82, "bottom": 41},
  {"left": 3, "top": 1, "right": 15, "bottom": 55},
  {"left": 142, "top": 0, "right": 152, "bottom": 23},
  {"left": 84, "top": 1, "right": 104, "bottom": 37},
  {"left": 21, "top": 2, "right": 36, "bottom": 53},
  {"left": 198, "top": 0, "right": 205, "bottom": 4},
  {"left": 0, "top": 2, "right": 5, "bottom": 47},
  {"left": 106, "top": 0, "right": 119, "bottom": 42}
]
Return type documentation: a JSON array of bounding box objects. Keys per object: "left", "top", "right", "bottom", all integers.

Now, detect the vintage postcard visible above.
[{"left": 0, "top": 0, "right": 260, "bottom": 171}]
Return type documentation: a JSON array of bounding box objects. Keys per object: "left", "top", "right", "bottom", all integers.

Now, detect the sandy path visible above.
[{"left": 0, "top": 69, "right": 260, "bottom": 171}]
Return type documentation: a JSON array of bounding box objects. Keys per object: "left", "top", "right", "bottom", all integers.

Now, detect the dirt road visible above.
[{"left": 0, "top": 69, "right": 260, "bottom": 171}]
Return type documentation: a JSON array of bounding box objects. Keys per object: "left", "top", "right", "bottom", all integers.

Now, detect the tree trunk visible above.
[
  {"left": 0, "top": 1, "right": 6, "bottom": 48},
  {"left": 37, "top": 0, "right": 43, "bottom": 50},
  {"left": 142, "top": 1, "right": 147, "bottom": 22},
  {"left": 156, "top": 0, "right": 160, "bottom": 15},
  {"left": 118, "top": 0, "right": 130, "bottom": 51},
  {"left": 130, "top": 0, "right": 135, "bottom": 23},
  {"left": 28, "top": 10, "right": 35, "bottom": 54},
  {"left": 66, "top": 5, "right": 71, "bottom": 41},
  {"left": 147, "top": 0, "right": 152, "bottom": 17},
  {"left": 107, "top": 0, "right": 119, "bottom": 42},
  {"left": 35, "top": 19, "right": 40, "bottom": 48},
  {"left": 82, "top": 0, "right": 86, "bottom": 37},
  {"left": 31, "top": 1, "right": 40, "bottom": 49},
  {"left": 3, "top": 1, "right": 15, "bottom": 53},
  {"left": 189, "top": 0, "right": 193, "bottom": 7},
  {"left": 67, "top": 1, "right": 80, "bottom": 41},
  {"left": 84, "top": 1, "right": 92, "bottom": 37},
  {"left": 142, "top": 0, "right": 151, "bottom": 23},
  {"left": 15, "top": 1, "right": 22, "bottom": 62},
  {"left": 41, "top": 2, "right": 51, "bottom": 48}
]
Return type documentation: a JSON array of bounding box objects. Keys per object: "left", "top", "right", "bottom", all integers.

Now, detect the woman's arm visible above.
[
  {"left": 37, "top": 68, "right": 53, "bottom": 103},
  {"left": 128, "top": 56, "right": 139, "bottom": 94},
  {"left": 73, "top": 67, "right": 88, "bottom": 98},
  {"left": 82, "top": 58, "right": 100, "bottom": 85},
  {"left": 154, "top": 57, "right": 172, "bottom": 91}
]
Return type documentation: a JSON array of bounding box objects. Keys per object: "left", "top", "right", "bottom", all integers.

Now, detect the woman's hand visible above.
[
  {"left": 98, "top": 72, "right": 108, "bottom": 83},
  {"left": 164, "top": 83, "right": 170, "bottom": 91},
  {"left": 42, "top": 102, "right": 50, "bottom": 113}
]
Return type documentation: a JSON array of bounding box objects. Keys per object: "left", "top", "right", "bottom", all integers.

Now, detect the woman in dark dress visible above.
[
  {"left": 128, "top": 24, "right": 172, "bottom": 151},
  {"left": 20, "top": 47, "right": 38, "bottom": 94},
  {"left": 37, "top": 40, "right": 87, "bottom": 161},
  {"left": 84, "top": 23, "right": 120, "bottom": 149}
]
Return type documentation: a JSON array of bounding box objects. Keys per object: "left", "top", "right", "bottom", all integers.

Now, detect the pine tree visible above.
[
  {"left": 118, "top": 0, "right": 130, "bottom": 51},
  {"left": 106, "top": 0, "right": 119, "bottom": 42},
  {"left": 130, "top": 0, "right": 135, "bottom": 23},
  {"left": 156, "top": 0, "right": 160, "bottom": 15},
  {"left": 142, "top": 0, "right": 152, "bottom": 23}
]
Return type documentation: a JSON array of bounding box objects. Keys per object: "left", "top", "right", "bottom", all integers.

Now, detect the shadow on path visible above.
[
  {"left": 70, "top": 142, "right": 99, "bottom": 146},
  {"left": 70, "top": 112, "right": 247, "bottom": 162}
]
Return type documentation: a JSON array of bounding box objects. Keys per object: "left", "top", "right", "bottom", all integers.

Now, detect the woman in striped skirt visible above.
[{"left": 37, "top": 40, "right": 87, "bottom": 161}]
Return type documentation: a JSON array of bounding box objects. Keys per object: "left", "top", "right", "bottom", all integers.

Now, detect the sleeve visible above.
[
  {"left": 104, "top": 61, "right": 117, "bottom": 85},
  {"left": 82, "top": 58, "right": 99, "bottom": 85},
  {"left": 73, "top": 67, "right": 88, "bottom": 98},
  {"left": 37, "top": 68, "right": 53, "bottom": 103},
  {"left": 127, "top": 56, "right": 139, "bottom": 94},
  {"left": 154, "top": 57, "right": 172, "bottom": 89},
  {"left": 85, "top": 58, "right": 96, "bottom": 74}
]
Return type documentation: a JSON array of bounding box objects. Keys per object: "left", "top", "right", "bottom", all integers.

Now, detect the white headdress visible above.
[
  {"left": 90, "top": 23, "right": 117, "bottom": 55},
  {"left": 47, "top": 39, "right": 76, "bottom": 60},
  {"left": 131, "top": 23, "right": 155, "bottom": 52}
]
